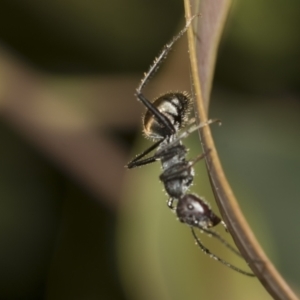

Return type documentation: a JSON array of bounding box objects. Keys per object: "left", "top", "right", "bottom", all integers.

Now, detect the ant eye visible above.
[{"left": 188, "top": 204, "right": 194, "bottom": 210}]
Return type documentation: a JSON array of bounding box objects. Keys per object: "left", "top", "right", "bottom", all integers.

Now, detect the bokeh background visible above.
[{"left": 0, "top": 0, "right": 299, "bottom": 299}]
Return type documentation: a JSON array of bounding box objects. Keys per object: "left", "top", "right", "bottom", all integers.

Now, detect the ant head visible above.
[
  {"left": 143, "top": 92, "right": 192, "bottom": 140},
  {"left": 176, "top": 194, "right": 221, "bottom": 228}
]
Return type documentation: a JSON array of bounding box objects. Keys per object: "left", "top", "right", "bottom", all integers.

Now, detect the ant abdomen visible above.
[
  {"left": 143, "top": 92, "right": 192, "bottom": 139},
  {"left": 176, "top": 194, "right": 221, "bottom": 228}
]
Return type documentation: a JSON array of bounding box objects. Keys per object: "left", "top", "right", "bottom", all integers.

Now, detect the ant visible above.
[{"left": 126, "top": 15, "right": 254, "bottom": 277}]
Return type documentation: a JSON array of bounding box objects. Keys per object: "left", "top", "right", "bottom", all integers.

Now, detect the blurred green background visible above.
[{"left": 0, "top": 0, "right": 299, "bottom": 299}]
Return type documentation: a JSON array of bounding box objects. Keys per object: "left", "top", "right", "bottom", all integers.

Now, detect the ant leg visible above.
[
  {"left": 136, "top": 93, "right": 175, "bottom": 136},
  {"left": 178, "top": 118, "right": 222, "bottom": 140},
  {"left": 135, "top": 15, "right": 199, "bottom": 137},
  {"left": 220, "top": 220, "right": 228, "bottom": 232},
  {"left": 126, "top": 139, "right": 164, "bottom": 168},
  {"left": 191, "top": 228, "right": 255, "bottom": 277},
  {"left": 200, "top": 227, "right": 242, "bottom": 258},
  {"left": 155, "top": 143, "right": 187, "bottom": 161},
  {"left": 127, "top": 156, "right": 158, "bottom": 169},
  {"left": 159, "top": 151, "right": 210, "bottom": 182},
  {"left": 127, "top": 140, "right": 185, "bottom": 169},
  {"left": 189, "top": 149, "right": 211, "bottom": 167},
  {"left": 167, "top": 198, "right": 176, "bottom": 210},
  {"left": 156, "top": 119, "right": 220, "bottom": 155},
  {"left": 137, "top": 15, "right": 198, "bottom": 93}
]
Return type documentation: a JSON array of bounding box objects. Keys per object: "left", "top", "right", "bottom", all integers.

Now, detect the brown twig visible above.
[{"left": 184, "top": 0, "right": 299, "bottom": 299}]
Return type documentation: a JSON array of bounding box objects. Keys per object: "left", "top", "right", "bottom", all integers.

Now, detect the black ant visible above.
[{"left": 126, "top": 16, "right": 254, "bottom": 277}]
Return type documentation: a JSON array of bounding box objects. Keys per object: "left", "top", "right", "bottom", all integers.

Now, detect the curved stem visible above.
[{"left": 184, "top": 0, "right": 299, "bottom": 299}]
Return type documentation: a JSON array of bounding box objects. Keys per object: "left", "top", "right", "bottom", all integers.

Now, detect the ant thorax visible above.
[{"left": 158, "top": 139, "right": 194, "bottom": 200}]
